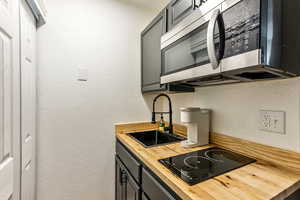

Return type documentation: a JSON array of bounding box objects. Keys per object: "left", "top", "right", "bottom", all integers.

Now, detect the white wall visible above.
[
  {"left": 36, "top": 1, "right": 300, "bottom": 200},
  {"left": 36, "top": 0, "right": 162, "bottom": 199},
  {"left": 166, "top": 78, "right": 300, "bottom": 152}
]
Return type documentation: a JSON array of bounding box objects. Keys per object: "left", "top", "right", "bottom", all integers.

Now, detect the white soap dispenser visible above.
[{"left": 180, "top": 107, "right": 210, "bottom": 148}]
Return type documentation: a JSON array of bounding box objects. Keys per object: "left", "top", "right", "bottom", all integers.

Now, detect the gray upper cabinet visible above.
[
  {"left": 168, "top": 0, "right": 195, "bottom": 30},
  {"left": 141, "top": 9, "right": 167, "bottom": 93},
  {"left": 141, "top": 8, "right": 194, "bottom": 93}
]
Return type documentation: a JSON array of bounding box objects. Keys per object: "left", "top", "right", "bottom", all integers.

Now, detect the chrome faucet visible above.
[{"left": 151, "top": 94, "right": 173, "bottom": 134}]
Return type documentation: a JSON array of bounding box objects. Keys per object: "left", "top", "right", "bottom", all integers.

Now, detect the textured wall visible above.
[{"left": 36, "top": 0, "right": 162, "bottom": 199}]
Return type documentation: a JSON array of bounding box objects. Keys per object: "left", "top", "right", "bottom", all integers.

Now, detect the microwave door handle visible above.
[
  {"left": 207, "top": 9, "right": 221, "bottom": 70},
  {"left": 193, "top": 0, "right": 199, "bottom": 9}
]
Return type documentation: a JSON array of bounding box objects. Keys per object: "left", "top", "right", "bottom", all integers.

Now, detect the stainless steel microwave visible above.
[{"left": 160, "top": 0, "right": 300, "bottom": 87}]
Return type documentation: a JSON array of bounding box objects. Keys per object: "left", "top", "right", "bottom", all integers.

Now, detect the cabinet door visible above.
[
  {"left": 141, "top": 10, "right": 167, "bottom": 93},
  {"left": 116, "top": 157, "right": 140, "bottom": 200},
  {"left": 142, "top": 192, "right": 150, "bottom": 200},
  {"left": 125, "top": 173, "right": 140, "bottom": 200},
  {"left": 116, "top": 157, "right": 123, "bottom": 200},
  {"left": 168, "top": 0, "right": 195, "bottom": 30}
]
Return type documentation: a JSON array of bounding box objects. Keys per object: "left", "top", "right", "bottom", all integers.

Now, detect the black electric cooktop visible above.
[{"left": 159, "top": 147, "right": 256, "bottom": 185}]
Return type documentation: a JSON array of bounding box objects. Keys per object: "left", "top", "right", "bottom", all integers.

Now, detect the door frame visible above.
[
  {"left": 19, "top": 1, "right": 37, "bottom": 200},
  {"left": 13, "top": 0, "right": 22, "bottom": 199}
]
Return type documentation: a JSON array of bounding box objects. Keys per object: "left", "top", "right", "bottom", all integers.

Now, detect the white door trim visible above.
[{"left": 20, "top": 1, "right": 37, "bottom": 200}]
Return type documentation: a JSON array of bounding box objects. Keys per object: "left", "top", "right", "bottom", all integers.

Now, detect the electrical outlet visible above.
[{"left": 259, "top": 110, "right": 285, "bottom": 134}]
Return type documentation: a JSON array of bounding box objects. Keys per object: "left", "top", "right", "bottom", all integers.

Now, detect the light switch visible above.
[{"left": 77, "top": 67, "right": 88, "bottom": 81}]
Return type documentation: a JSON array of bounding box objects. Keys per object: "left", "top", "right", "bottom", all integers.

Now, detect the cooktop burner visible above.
[{"left": 159, "top": 147, "right": 256, "bottom": 185}]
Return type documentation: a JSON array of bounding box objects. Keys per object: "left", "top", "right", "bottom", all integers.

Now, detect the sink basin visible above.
[{"left": 128, "top": 130, "right": 184, "bottom": 148}]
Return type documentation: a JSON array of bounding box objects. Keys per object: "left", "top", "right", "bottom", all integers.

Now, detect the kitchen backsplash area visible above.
[{"left": 163, "top": 77, "right": 300, "bottom": 152}]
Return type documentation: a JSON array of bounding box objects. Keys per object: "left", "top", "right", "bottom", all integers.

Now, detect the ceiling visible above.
[{"left": 122, "top": 0, "right": 170, "bottom": 10}]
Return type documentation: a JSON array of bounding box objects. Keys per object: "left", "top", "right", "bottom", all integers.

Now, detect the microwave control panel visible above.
[{"left": 222, "top": 0, "right": 260, "bottom": 58}]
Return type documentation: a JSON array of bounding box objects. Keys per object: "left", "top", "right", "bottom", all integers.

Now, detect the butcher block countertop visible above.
[{"left": 115, "top": 122, "right": 300, "bottom": 200}]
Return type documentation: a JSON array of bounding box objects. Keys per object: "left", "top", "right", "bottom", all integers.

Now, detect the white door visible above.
[
  {"left": 0, "top": 0, "right": 21, "bottom": 200},
  {"left": 20, "top": 2, "right": 36, "bottom": 200}
]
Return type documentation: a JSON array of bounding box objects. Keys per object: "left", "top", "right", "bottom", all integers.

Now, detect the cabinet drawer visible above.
[
  {"left": 116, "top": 141, "right": 141, "bottom": 184},
  {"left": 142, "top": 168, "right": 176, "bottom": 200}
]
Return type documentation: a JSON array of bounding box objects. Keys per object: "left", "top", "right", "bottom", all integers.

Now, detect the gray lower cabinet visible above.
[
  {"left": 168, "top": 0, "right": 196, "bottom": 30},
  {"left": 286, "top": 189, "right": 300, "bottom": 200},
  {"left": 116, "top": 140, "right": 180, "bottom": 200},
  {"left": 142, "top": 169, "right": 176, "bottom": 200},
  {"left": 141, "top": 192, "right": 150, "bottom": 200},
  {"left": 116, "top": 156, "right": 141, "bottom": 200},
  {"left": 116, "top": 140, "right": 299, "bottom": 200}
]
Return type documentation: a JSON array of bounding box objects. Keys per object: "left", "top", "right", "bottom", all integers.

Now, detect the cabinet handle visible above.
[
  {"left": 120, "top": 169, "right": 127, "bottom": 185},
  {"left": 193, "top": 0, "right": 199, "bottom": 9}
]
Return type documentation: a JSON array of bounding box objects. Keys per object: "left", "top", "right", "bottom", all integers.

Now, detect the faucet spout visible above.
[{"left": 152, "top": 94, "right": 173, "bottom": 134}]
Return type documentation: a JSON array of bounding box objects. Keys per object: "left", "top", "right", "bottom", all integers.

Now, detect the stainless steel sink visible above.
[{"left": 128, "top": 130, "right": 184, "bottom": 148}]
